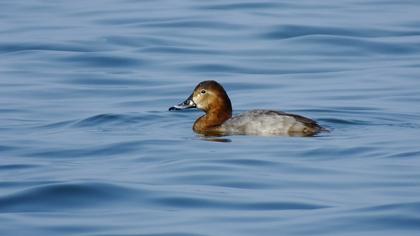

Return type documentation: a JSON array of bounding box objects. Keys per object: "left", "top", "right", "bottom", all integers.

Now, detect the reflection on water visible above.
[
  {"left": 200, "top": 137, "right": 232, "bottom": 143},
  {"left": 1, "top": 0, "right": 420, "bottom": 236}
]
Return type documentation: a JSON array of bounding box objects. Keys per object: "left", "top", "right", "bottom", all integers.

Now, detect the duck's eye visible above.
[{"left": 200, "top": 89, "right": 206, "bottom": 94}]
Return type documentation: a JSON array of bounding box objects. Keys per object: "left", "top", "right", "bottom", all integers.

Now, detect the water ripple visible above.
[
  {"left": 307, "top": 36, "right": 418, "bottom": 55},
  {"left": 25, "top": 141, "right": 143, "bottom": 158},
  {"left": 141, "top": 46, "right": 220, "bottom": 55},
  {"left": 262, "top": 25, "right": 420, "bottom": 39},
  {"left": 0, "top": 42, "right": 93, "bottom": 53},
  {"left": 139, "top": 20, "right": 244, "bottom": 30},
  {"left": 0, "top": 164, "right": 38, "bottom": 170},
  {"left": 197, "top": 2, "right": 292, "bottom": 10},
  {"left": 154, "top": 196, "right": 328, "bottom": 210},
  {"left": 0, "top": 183, "right": 140, "bottom": 212},
  {"left": 184, "top": 63, "right": 340, "bottom": 75},
  {"left": 74, "top": 113, "right": 164, "bottom": 128},
  {"left": 59, "top": 54, "right": 141, "bottom": 67}
]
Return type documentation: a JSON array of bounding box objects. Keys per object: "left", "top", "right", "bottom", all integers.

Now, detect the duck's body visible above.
[
  {"left": 170, "top": 80, "right": 324, "bottom": 136},
  {"left": 219, "top": 110, "right": 321, "bottom": 136}
]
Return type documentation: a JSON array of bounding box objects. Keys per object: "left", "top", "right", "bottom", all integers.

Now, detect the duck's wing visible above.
[
  {"left": 282, "top": 112, "right": 320, "bottom": 127},
  {"left": 248, "top": 110, "right": 324, "bottom": 133}
]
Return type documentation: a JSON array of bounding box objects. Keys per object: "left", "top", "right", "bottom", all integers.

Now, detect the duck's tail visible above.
[{"left": 319, "top": 126, "right": 331, "bottom": 133}]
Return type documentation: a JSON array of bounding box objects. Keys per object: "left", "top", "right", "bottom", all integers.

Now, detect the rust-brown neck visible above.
[{"left": 193, "top": 105, "right": 232, "bottom": 133}]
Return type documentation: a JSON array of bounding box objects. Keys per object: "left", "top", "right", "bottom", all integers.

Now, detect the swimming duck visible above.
[{"left": 169, "top": 80, "right": 324, "bottom": 136}]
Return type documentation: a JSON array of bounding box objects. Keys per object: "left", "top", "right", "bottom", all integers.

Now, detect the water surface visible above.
[{"left": 1, "top": 0, "right": 420, "bottom": 235}]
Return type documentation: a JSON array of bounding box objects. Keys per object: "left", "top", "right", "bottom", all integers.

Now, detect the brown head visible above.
[{"left": 169, "top": 80, "right": 232, "bottom": 133}]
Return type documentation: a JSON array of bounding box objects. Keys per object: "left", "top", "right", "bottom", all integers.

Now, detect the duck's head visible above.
[{"left": 169, "top": 80, "right": 232, "bottom": 115}]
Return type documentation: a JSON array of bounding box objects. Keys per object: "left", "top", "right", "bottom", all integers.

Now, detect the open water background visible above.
[{"left": 1, "top": 0, "right": 420, "bottom": 235}]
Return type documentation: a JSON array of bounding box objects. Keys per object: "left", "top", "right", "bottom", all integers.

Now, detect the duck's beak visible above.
[{"left": 169, "top": 94, "right": 196, "bottom": 111}]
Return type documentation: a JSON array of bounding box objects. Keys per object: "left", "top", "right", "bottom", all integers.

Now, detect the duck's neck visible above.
[{"left": 193, "top": 107, "right": 232, "bottom": 133}]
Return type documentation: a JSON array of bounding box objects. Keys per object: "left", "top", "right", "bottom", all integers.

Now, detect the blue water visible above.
[{"left": 1, "top": 0, "right": 420, "bottom": 235}]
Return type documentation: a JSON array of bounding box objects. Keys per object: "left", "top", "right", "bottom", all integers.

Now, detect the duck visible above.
[{"left": 169, "top": 80, "right": 325, "bottom": 136}]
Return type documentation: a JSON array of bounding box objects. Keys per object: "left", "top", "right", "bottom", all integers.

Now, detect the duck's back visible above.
[{"left": 220, "top": 110, "right": 322, "bottom": 136}]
